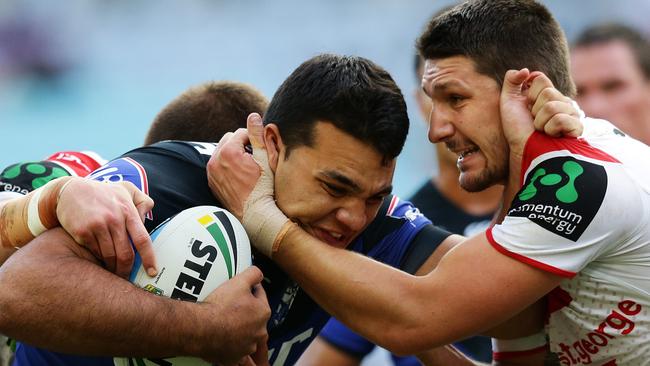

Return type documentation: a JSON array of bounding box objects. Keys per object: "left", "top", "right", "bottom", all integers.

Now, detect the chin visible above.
[{"left": 459, "top": 170, "right": 500, "bottom": 192}]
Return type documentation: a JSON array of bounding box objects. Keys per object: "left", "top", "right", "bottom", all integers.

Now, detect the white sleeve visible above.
[{"left": 488, "top": 148, "right": 641, "bottom": 277}]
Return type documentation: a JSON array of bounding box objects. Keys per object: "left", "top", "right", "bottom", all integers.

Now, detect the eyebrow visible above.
[
  {"left": 320, "top": 170, "right": 393, "bottom": 197},
  {"left": 423, "top": 79, "right": 466, "bottom": 96}
]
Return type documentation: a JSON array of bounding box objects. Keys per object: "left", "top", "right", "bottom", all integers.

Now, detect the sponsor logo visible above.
[
  {"left": 508, "top": 157, "right": 607, "bottom": 241},
  {"left": 89, "top": 158, "right": 152, "bottom": 220},
  {"left": 169, "top": 212, "right": 238, "bottom": 302},
  {"left": 142, "top": 284, "right": 164, "bottom": 296},
  {"left": 1, "top": 162, "right": 70, "bottom": 192},
  {"left": 170, "top": 237, "right": 219, "bottom": 302},
  {"left": 198, "top": 212, "right": 238, "bottom": 279},
  {"left": 555, "top": 299, "right": 641, "bottom": 366}
]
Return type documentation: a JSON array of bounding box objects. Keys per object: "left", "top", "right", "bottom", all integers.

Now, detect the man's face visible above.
[
  {"left": 270, "top": 121, "right": 395, "bottom": 248},
  {"left": 572, "top": 40, "right": 650, "bottom": 142},
  {"left": 422, "top": 56, "right": 508, "bottom": 192}
]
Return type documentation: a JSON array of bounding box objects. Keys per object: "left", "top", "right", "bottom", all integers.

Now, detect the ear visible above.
[{"left": 264, "top": 124, "right": 283, "bottom": 174}]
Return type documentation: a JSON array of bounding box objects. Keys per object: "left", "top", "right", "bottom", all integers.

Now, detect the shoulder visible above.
[
  {"left": 0, "top": 150, "right": 105, "bottom": 195},
  {"left": 361, "top": 196, "right": 430, "bottom": 251}
]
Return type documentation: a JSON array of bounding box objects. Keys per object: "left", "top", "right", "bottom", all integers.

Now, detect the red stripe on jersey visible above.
[
  {"left": 492, "top": 345, "right": 548, "bottom": 361},
  {"left": 486, "top": 228, "right": 576, "bottom": 278},
  {"left": 386, "top": 196, "right": 399, "bottom": 216},
  {"left": 520, "top": 132, "right": 620, "bottom": 186},
  {"left": 46, "top": 151, "right": 104, "bottom": 177}
]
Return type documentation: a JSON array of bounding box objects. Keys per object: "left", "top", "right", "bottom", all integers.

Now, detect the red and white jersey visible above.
[
  {"left": 487, "top": 118, "right": 650, "bottom": 365},
  {"left": 0, "top": 151, "right": 105, "bottom": 202}
]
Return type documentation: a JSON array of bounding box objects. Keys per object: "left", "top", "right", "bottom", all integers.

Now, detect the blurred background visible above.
[
  {"left": 1, "top": 0, "right": 649, "bottom": 198},
  {"left": 1, "top": 1, "right": 649, "bottom": 365}
]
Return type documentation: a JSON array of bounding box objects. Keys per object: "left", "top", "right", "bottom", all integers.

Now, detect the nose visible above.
[
  {"left": 427, "top": 104, "right": 455, "bottom": 143},
  {"left": 335, "top": 199, "right": 368, "bottom": 232}
]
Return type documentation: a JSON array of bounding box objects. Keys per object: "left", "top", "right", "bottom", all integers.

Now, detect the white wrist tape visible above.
[
  {"left": 27, "top": 187, "right": 47, "bottom": 237},
  {"left": 492, "top": 330, "right": 547, "bottom": 360},
  {"left": 242, "top": 146, "right": 289, "bottom": 257}
]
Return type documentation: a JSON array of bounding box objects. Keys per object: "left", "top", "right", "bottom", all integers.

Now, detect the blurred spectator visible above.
[
  {"left": 571, "top": 23, "right": 650, "bottom": 144},
  {"left": 0, "top": 15, "right": 71, "bottom": 83}
]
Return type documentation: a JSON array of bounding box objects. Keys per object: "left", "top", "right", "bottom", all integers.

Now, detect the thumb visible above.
[
  {"left": 500, "top": 68, "right": 535, "bottom": 151},
  {"left": 247, "top": 113, "right": 266, "bottom": 150},
  {"left": 131, "top": 186, "right": 154, "bottom": 222},
  {"left": 501, "top": 68, "right": 530, "bottom": 99},
  {"left": 237, "top": 266, "right": 264, "bottom": 287}
]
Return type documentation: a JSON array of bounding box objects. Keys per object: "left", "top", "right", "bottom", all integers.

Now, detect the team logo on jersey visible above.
[
  {"left": 88, "top": 157, "right": 152, "bottom": 220},
  {"left": 1, "top": 161, "right": 70, "bottom": 194},
  {"left": 507, "top": 156, "right": 607, "bottom": 241}
]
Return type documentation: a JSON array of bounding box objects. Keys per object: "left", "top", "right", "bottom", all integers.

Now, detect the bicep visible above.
[
  {"left": 417, "top": 232, "right": 561, "bottom": 343},
  {"left": 414, "top": 234, "right": 463, "bottom": 276}
]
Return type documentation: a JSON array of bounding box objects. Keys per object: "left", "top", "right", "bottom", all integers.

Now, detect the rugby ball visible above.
[{"left": 114, "top": 205, "right": 252, "bottom": 366}]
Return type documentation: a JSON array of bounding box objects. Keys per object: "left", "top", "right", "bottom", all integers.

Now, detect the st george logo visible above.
[{"left": 508, "top": 156, "right": 607, "bottom": 241}]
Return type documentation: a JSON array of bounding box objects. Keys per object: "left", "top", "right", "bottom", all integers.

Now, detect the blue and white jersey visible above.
[{"left": 14, "top": 141, "right": 447, "bottom": 366}]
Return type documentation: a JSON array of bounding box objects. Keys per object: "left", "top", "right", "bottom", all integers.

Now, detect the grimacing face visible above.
[
  {"left": 422, "top": 56, "right": 509, "bottom": 192},
  {"left": 265, "top": 121, "right": 395, "bottom": 248}
]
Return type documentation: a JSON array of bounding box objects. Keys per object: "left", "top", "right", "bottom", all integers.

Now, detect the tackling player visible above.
[
  {"left": 0, "top": 53, "right": 579, "bottom": 366},
  {"left": 210, "top": 1, "right": 650, "bottom": 364}
]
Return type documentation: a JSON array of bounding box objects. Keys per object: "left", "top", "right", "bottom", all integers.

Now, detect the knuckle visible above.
[{"left": 539, "top": 87, "right": 556, "bottom": 101}]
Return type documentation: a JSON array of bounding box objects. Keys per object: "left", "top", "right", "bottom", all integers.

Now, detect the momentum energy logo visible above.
[{"left": 508, "top": 156, "right": 607, "bottom": 241}]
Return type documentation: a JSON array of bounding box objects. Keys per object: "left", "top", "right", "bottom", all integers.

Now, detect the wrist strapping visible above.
[
  {"left": 242, "top": 147, "right": 290, "bottom": 258},
  {"left": 0, "top": 176, "right": 73, "bottom": 248},
  {"left": 492, "top": 330, "right": 548, "bottom": 360}
]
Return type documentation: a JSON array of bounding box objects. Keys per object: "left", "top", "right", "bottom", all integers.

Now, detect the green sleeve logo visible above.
[
  {"left": 509, "top": 157, "right": 607, "bottom": 242},
  {"left": 518, "top": 161, "right": 584, "bottom": 204}
]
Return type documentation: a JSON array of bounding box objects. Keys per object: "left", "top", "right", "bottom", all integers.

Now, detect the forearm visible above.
[
  {"left": 0, "top": 200, "right": 17, "bottom": 266},
  {"left": 275, "top": 227, "right": 446, "bottom": 354},
  {"left": 0, "top": 228, "right": 216, "bottom": 358},
  {"left": 274, "top": 228, "right": 558, "bottom": 355}
]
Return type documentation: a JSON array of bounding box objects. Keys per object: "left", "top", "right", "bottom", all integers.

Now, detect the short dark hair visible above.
[
  {"left": 144, "top": 81, "right": 269, "bottom": 145},
  {"left": 263, "top": 54, "right": 409, "bottom": 165},
  {"left": 574, "top": 23, "right": 650, "bottom": 80},
  {"left": 417, "top": 0, "right": 575, "bottom": 97}
]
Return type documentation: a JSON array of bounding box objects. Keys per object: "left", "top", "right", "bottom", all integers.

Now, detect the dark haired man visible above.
[
  {"left": 301, "top": 54, "right": 496, "bottom": 365},
  {"left": 2, "top": 54, "right": 448, "bottom": 366},
  {"left": 572, "top": 23, "right": 650, "bottom": 145},
  {"left": 210, "top": 1, "right": 650, "bottom": 364},
  {"left": 0, "top": 51, "right": 579, "bottom": 365}
]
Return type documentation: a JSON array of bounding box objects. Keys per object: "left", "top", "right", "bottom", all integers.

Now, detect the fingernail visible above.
[
  {"left": 251, "top": 113, "right": 262, "bottom": 124},
  {"left": 147, "top": 267, "right": 157, "bottom": 277}
]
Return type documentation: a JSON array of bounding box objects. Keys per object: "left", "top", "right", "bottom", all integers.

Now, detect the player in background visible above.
[
  {"left": 0, "top": 80, "right": 268, "bottom": 271},
  {"left": 209, "top": 1, "right": 650, "bottom": 364},
  {"left": 300, "top": 55, "right": 497, "bottom": 365},
  {"left": 571, "top": 23, "right": 650, "bottom": 145},
  {"left": 0, "top": 81, "right": 271, "bottom": 366}
]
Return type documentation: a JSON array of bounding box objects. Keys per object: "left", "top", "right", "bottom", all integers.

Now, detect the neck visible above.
[{"left": 434, "top": 160, "right": 502, "bottom": 216}]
